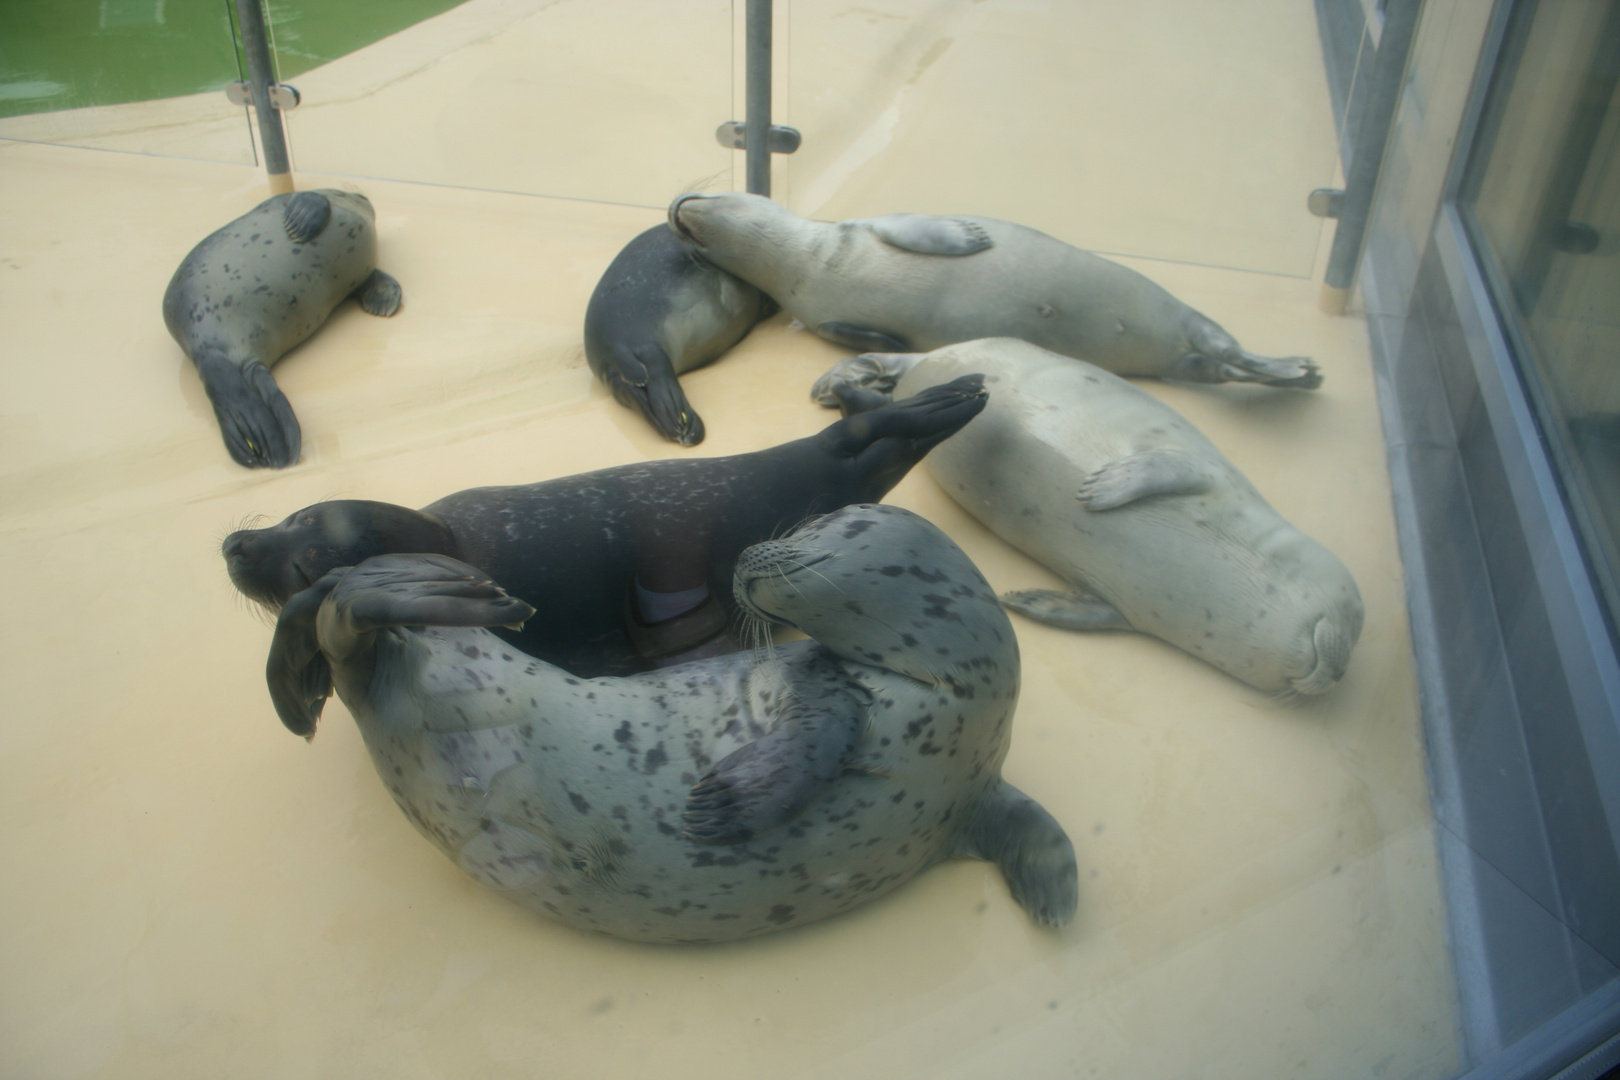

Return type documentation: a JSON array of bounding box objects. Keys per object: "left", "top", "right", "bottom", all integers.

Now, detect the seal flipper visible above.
[
  {"left": 950, "top": 780, "right": 1078, "bottom": 927},
  {"left": 597, "top": 341, "right": 705, "bottom": 446},
  {"left": 281, "top": 191, "right": 332, "bottom": 243},
  {"left": 1001, "top": 589, "right": 1131, "bottom": 632},
  {"left": 809, "top": 351, "right": 928, "bottom": 409},
  {"left": 683, "top": 650, "right": 871, "bottom": 844},
  {"left": 815, "top": 322, "right": 910, "bottom": 353},
  {"left": 861, "top": 214, "right": 993, "bottom": 256},
  {"left": 266, "top": 570, "right": 344, "bottom": 738},
  {"left": 824, "top": 375, "right": 989, "bottom": 496},
  {"left": 193, "top": 352, "right": 301, "bottom": 468},
  {"left": 1179, "top": 318, "right": 1321, "bottom": 389},
  {"left": 354, "top": 269, "right": 403, "bottom": 317},
  {"left": 1078, "top": 449, "right": 1217, "bottom": 511},
  {"left": 318, "top": 553, "right": 536, "bottom": 660}
]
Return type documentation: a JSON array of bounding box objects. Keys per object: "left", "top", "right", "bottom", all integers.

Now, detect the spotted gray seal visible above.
[
  {"left": 814, "top": 339, "right": 1363, "bottom": 697},
  {"left": 584, "top": 223, "right": 777, "bottom": 445},
  {"left": 669, "top": 192, "right": 1319, "bottom": 390},
  {"left": 164, "top": 189, "right": 403, "bottom": 468},
  {"left": 265, "top": 504, "right": 1077, "bottom": 943},
  {"left": 223, "top": 378, "right": 987, "bottom": 677}
]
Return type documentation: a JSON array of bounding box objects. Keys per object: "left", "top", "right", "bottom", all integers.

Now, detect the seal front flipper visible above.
[
  {"left": 1001, "top": 589, "right": 1131, "bottom": 632},
  {"left": 815, "top": 322, "right": 910, "bottom": 353},
  {"left": 859, "top": 214, "right": 993, "bottom": 257},
  {"left": 281, "top": 191, "right": 332, "bottom": 243},
  {"left": 1078, "top": 449, "right": 1218, "bottom": 511},
  {"left": 683, "top": 651, "right": 872, "bottom": 844},
  {"left": 354, "top": 269, "right": 403, "bottom": 317},
  {"left": 266, "top": 570, "right": 344, "bottom": 738},
  {"left": 950, "top": 780, "right": 1078, "bottom": 927},
  {"left": 193, "top": 352, "right": 301, "bottom": 468},
  {"left": 318, "top": 553, "right": 536, "bottom": 659}
]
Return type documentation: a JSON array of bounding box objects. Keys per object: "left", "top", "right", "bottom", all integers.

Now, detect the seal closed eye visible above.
[
  {"left": 265, "top": 506, "right": 1077, "bottom": 943},
  {"left": 163, "top": 189, "right": 403, "bottom": 468}
]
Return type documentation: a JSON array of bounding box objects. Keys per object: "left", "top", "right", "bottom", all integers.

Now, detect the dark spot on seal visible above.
[
  {"left": 909, "top": 566, "right": 947, "bottom": 583},
  {"left": 569, "top": 791, "right": 592, "bottom": 814},
  {"left": 460, "top": 644, "right": 479, "bottom": 658},
  {"left": 880, "top": 565, "right": 905, "bottom": 577},
  {"left": 643, "top": 744, "right": 669, "bottom": 773},
  {"left": 614, "top": 721, "right": 634, "bottom": 745},
  {"left": 766, "top": 904, "right": 796, "bottom": 925},
  {"left": 841, "top": 519, "right": 876, "bottom": 539}
]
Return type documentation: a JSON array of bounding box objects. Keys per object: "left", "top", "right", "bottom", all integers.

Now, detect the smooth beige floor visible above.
[{"left": 1, "top": 4, "right": 1457, "bottom": 1078}]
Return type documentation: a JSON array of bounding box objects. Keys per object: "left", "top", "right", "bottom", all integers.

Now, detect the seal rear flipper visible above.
[
  {"left": 809, "top": 351, "right": 927, "bottom": 409},
  {"left": 683, "top": 652, "right": 871, "bottom": 845},
  {"left": 815, "top": 322, "right": 910, "bottom": 353},
  {"left": 1001, "top": 589, "right": 1132, "bottom": 632},
  {"left": 354, "top": 269, "right": 403, "bottom": 317},
  {"left": 829, "top": 375, "right": 988, "bottom": 494},
  {"left": 599, "top": 342, "right": 705, "bottom": 446},
  {"left": 1078, "top": 449, "right": 1217, "bottom": 510},
  {"left": 860, "top": 214, "right": 993, "bottom": 256},
  {"left": 951, "top": 780, "right": 1078, "bottom": 927},
  {"left": 194, "top": 353, "right": 301, "bottom": 468},
  {"left": 281, "top": 191, "right": 332, "bottom": 243},
  {"left": 1219, "top": 351, "right": 1322, "bottom": 390}
]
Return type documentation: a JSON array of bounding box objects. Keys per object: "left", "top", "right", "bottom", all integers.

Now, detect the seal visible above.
[
  {"left": 669, "top": 192, "right": 1320, "bottom": 390},
  {"left": 813, "top": 339, "right": 1363, "bottom": 697},
  {"left": 224, "top": 377, "right": 988, "bottom": 677},
  {"left": 584, "top": 223, "right": 777, "bottom": 446},
  {"left": 164, "top": 189, "right": 403, "bottom": 468},
  {"left": 264, "top": 504, "right": 1078, "bottom": 943}
]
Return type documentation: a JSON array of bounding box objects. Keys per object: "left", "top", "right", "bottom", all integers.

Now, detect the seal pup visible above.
[
  {"left": 669, "top": 192, "right": 1320, "bottom": 390},
  {"left": 814, "top": 339, "right": 1363, "bottom": 697},
  {"left": 224, "top": 377, "right": 988, "bottom": 677},
  {"left": 264, "top": 505, "right": 1077, "bottom": 942},
  {"left": 584, "top": 224, "right": 777, "bottom": 445},
  {"left": 164, "top": 189, "right": 403, "bottom": 468}
]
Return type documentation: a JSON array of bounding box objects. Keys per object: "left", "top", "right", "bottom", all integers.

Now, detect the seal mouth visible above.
[{"left": 668, "top": 195, "right": 705, "bottom": 248}]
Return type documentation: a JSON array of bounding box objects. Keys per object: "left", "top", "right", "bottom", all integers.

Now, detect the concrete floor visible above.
[{"left": 0, "top": 2, "right": 1460, "bottom": 1078}]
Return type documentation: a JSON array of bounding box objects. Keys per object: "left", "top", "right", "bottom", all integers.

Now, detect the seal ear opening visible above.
[{"left": 265, "top": 576, "right": 338, "bottom": 738}]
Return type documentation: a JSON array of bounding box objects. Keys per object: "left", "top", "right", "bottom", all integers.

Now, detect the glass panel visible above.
[
  {"left": 268, "top": 0, "right": 736, "bottom": 205},
  {"left": 0, "top": 0, "right": 256, "bottom": 164},
  {"left": 777, "top": 0, "right": 1344, "bottom": 277},
  {"left": 1465, "top": 0, "right": 1620, "bottom": 650}
]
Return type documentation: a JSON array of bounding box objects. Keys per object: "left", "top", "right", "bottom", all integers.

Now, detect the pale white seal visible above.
[
  {"left": 670, "top": 192, "right": 1319, "bottom": 389},
  {"left": 264, "top": 504, "right": 1077, "bottom": 943},
  {"left": 813, "top": 338, "right": 1364, "bottom": 697}
]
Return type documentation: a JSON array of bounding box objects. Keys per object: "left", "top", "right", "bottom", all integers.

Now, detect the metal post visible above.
[
  {"left": 1319, "top": 0, "right": 1423, "bottom": 313},
  {"left": 745, "top": 0, "right": 772, "bottom": 196},
  {"left": 233, "top": 0, "right": 294, "bottom": 195}
]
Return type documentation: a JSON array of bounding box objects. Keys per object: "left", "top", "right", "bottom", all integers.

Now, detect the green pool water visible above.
[{"left": 0, "top": 0, "right": 467, "bottom": 120}]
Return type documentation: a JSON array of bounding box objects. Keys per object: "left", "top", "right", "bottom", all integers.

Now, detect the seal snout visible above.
[{"left": 668, "top": 194, "right": 708, "bottom": 247}]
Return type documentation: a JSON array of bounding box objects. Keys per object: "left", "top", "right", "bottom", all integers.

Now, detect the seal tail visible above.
[
  {"left": 193, "top": 352, "right": 302, "bottom": 468},
  {"left": 826, "top": 374, "right": 988, "bottom": 499}
]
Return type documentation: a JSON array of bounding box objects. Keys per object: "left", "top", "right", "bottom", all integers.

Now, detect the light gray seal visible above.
[
  {"left": 814, "top": 339, "right": 1363, "bottom": 697},
  {"left": 670, "top": 192, "right": 1320, "bottom": 390},
  {"left": 584, "top": 224, "right": 776, "bottom": 445},
  {"left": 164, "top": 189, "right": 402, "bottom": 468},
  {"left": 265, "top": 504, "right": 1078, "bottom": 943}
]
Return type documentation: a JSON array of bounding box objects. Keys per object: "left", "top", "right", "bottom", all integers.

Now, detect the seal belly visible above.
[{"left": 892, "top": 338, "right": 1363, "bottom": 694}]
